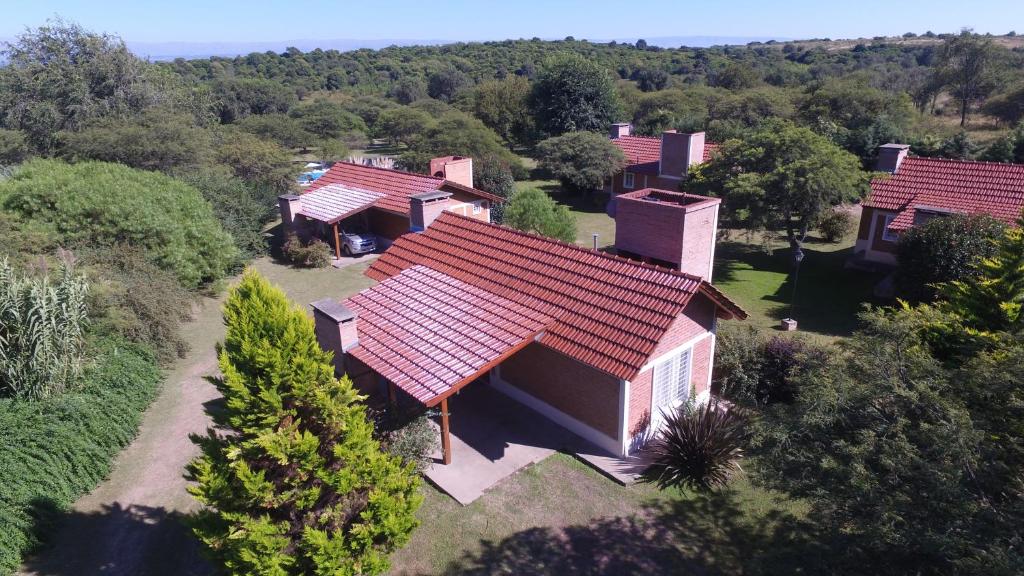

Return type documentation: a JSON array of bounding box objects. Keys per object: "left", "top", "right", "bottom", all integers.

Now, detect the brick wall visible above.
[
  {"left": 680, "top": 203, "right": 718, "bottom": 280},
  {"left": 500, "top": 342, "right": 621, "bottom": 439},
  {"left": 447, "top": 188, "right": 492, "bottom": 223},
  {"left": 649, "top": 294, "right": 715, "bottom": 359},
  {"left": 629, "top": 369, "right": 652, "bottom": 435}
]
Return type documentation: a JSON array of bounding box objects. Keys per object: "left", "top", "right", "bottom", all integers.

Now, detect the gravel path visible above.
[{"left": 19, "top": 296, "right": 226, "bottom": 576}]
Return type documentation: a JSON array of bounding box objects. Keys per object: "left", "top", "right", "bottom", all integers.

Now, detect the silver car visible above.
[{"left": 338, "top": 222, "right": 377, "bottom": 256}]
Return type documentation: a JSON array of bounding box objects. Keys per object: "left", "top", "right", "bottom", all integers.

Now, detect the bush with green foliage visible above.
[
  {"left": 288, "top": 99, "right": 368, "bottom": 141},
  {"left": 529, "top": 53, "right": 621, "bottom": 136},
  {"left": 0, "top": 256, "right": 89, "bottom": 399},
  {"left": 214, "top": 130, "right": 296, "bottom": 193},
  {"left": 503, "top": 188, "right": 577, "bottom": 243},
  {"left": 373, "top": 410, "right": 439, "bottom": 473},
  {"left": 235, "top": 113, "right": 314, "bottom": 149},
  {"left": 0, "top": 338, "right": 161, "bottom": 574},
  {"left": 81, "top": 244, "right": 194, "bottom": 362},
  {"left": 536, "top": 131, "right": 627, "bottom": 194},
  {"left": 816, "top": 209, "right": 855, "bottom": 243},
  {"left": 0, "top": 159, "right": 238, "bottom": 288},
  {"left": 175, "top": 166, "right": 277, "bottom": 260},
  {"left": 641, "top": 401, "right": 746, "bottom": 492},
  {"left": 0, "top": 129, "right": 29, "bottom": 165},
  {"left": 473, "top": 158, "right": 515, "bottom": 224},
  {"left": 186, "top": 271, "right": 421, "bottom": 576},
  {"left": 211, "top": 78, "right": 296, "bottom": 123},
  {"left": 472, "top": 76, "right": 535, "bottom": 147},
  {"left": 895, "top": 214, "right": 1006, "bottom": 302},
  {"left": 714, "top": 323, "right": 825, "bottom": 408},
  {"left": 282, "top": 233, "right": 332, "bottom": 268}
]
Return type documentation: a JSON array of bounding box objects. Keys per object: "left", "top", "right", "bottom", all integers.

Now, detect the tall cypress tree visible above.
[{"left": 187, "top": 270, "right": 421, "bottom": 575}]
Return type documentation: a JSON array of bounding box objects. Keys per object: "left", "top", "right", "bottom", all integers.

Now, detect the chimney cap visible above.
[
  {"left": 879, "top": 143, "right": 911, "bottom": 151},
  {"left": 411, "top": 190, "right": 453, "bottom": 203},
  {"left": 278, "top": 193, "right": 301, "bottom": 201},
  {"left": 311, "top": 299, "right": 356, "bottom": 323}
]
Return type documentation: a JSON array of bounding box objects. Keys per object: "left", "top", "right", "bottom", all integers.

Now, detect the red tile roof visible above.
[
  {"left": 306, "top": 161, "right": 500, "bottom": 216},
  {"left": 366, "top": 212, "right": 745, "bottom": 381},
  {"left": 297, "top": 184, "right": 383, "bottom": 224},
  {"left": 867, "top": 156, "right": 1024, "bottom": 231},
  {"left": 611, "top": 136, "right": 718, "bottom": 175},
  {"left": 344, "top": 265, "right": 549, "bottom": 405}
]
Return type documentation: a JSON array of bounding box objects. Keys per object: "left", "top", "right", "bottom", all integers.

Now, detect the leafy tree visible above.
[
  {"left": 214, "top": 130, "right": 296, "bottom": 193},
  {"left": 0, "top": 20, "right": 156, "bottom": 152},
  {"left": 472, "top": 76, "right": 535, "bottom": 147},
  {"left": 895, "top": 214, "right": 1006, "bottom": 302},
  {"left": 934, "top": 30, "right": 1002, "bottom": 126},
  {"left": 633, "top": 68, "right": 669, "bottom": 92},
  {"left": 641, "top": 401, "right": 746, "bottom": 492},
  {"left": 503, "top": 187, "right": 577, "bottom": 242},
  {"left": 713, "top": 63, "right": 761, "bottom": 89},
  {"left": 0, "top": 159, "right": 238, "bottom": 288},
  {"left": 60, "top": 109, "right": 213, "bottom": 172},
  {"left": 753, "top": 307, "right": 984, "bottom": 571},
  {"left": 0, "top": 255, "right": 88, "bottom": 399},
  {"left": 186, "top": 270, "right": 421, "bottom": 575},
  {"left": 211, "top": 78, "right": 296, "bottom": 123},
  {"left": 288, "top": 99, "right": 368, "bottom": 140},
  {"left": 982, "top": 83, "right": 1024, "bottom": 125},
  {"left": 375, "top": 107, "right": 436, "bottom": 147},
  {"left": 473, "top": 158, "right": 515, "bottom": 224},
  {"left": 389, "top": 77, "right": 428, "bottom": 104},
  {"left": 400, "top": 110, "right": 525, "bottom": 178},
  {"left": 535, "top": 131, "right": 627, "bottom": 195},
  {"left": 529, "top": 54, "right": 621, "bottom": 136},
  {"left": 235, "top": 113, "right": 314, "bottom": 149},
  {"left": 0, "top": 129, "right": 29, "bottom": 165},
  {"left": 688, "top": 120, "right": 868, "bottom": 253},
  {"left": 979, "top": 122, "right": 1024, "bottom": 164},
  {"left": 714, "top": 323, "right": 826, "bottom": 408},
  {"left": 937, "top": 215, "right": 1024, "bottom": 337},
  {"left": 427, "top": 66, "right": 472, "bottom": 103}
]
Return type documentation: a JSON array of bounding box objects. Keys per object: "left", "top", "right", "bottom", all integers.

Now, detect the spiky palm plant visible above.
[
  {"left": 641, "top": 400, "right": 747, "bottom": 492},
  {"left": 0, "top": 255, "right": 89, "bottom": 399}
]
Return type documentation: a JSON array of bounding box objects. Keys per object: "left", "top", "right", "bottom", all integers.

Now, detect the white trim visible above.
[
  {"left": 639, "top": 331, "right": 713, "bottom": 373},
  {"left": 656, "top": 174, "right": 683, "bottom": 181},
  {"left": 707, "top": 204, "right": 719, "bottom": 281},
  {"left": 490, "top": 375, "right": 623, "bottom": 456},
  {"left": 618, "top": 379, "right": 630, "bottom": 456},
  {"left": 643, "top": 174, "right": 649, "bottom": 188},
  {"left": 881, "top": 213, "right": 899, "bottom": 242},
  {"left": 623, "top": 172, "right": 635, "bottom": 189}
]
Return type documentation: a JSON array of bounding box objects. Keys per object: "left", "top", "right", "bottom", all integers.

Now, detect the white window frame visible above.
[
  {"left": 881, "top": 213, "right": 899, "bottom": 242},
  {"left": 651, "top": 346, "right": 693, "bottom": 419},
  {"left": 472, "top": 200, "right": 484, "bottom": 215},
  {"left": 623, "top": 172, "right": 635, "bottom": 189}
]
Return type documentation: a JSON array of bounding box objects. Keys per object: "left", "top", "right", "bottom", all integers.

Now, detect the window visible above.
[
  {"left": 472, "top": 200, "right": 484, "bottom": 215},
  {"left": 652, "top": 347, "right": 692, "bottom": 413},
  {"left": 623, "top": 172, "right": 635, "bottom": 189},
  {"left": 881, "top": 214, "right": 899, "bottom": 242}
]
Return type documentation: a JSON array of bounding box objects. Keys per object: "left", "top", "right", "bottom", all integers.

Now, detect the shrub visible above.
[
  {"left": 714, "top": 324, "right": 826, "bottom": 408},
  {"left": 896, "top": 214, "right": 1006, "bottom": 302},
  {"left": 0, "top": 255, "right": 89, "bottom": 399},
  {"left": 817, "top": 209, "right": 855, "bottom": 242},
  {"left": 473, "top": 158, "right": 515, "bottom": 224},
  {"left": 374, "top": 411, "right": 438, "bottom": 473},
  {"left": 80, "top": 244, "right": 194, "bottom": 363},
  {"left": 640, "top": 401, "right": 746, "bottom": 492},
  {"left": 535, "top": 131, "right": 627, "bottom": 194},
  {"left": 0, "top": 159, "right": 238, "bottom": 288},
  {"left": 186, "top": 271, "right": 421, "bottom": 576},
  {"left": 503, "top": 188, "right": 577, "bottom": 242},
  {"left": 282, "top": 233, "right": 332, "bottom": 267},
  {"left": 0, "top": 129, "right": 30, "bottom": 165},
  {"left": 0, "top": 338, "right": 161, "bottom": 574}
]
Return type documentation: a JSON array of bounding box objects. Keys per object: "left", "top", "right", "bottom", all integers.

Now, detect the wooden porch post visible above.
[
  {"left": 440, "top": 397, "right": 452, "bottom": 465},
  {"left": 387, "top": 381, "right": 397, "bottom": 407},
  {"left": 332, "top": 222, "right": 341, "bottom": 259}
]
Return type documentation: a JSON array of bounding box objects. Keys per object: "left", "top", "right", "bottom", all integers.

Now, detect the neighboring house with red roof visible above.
[
  {"left": 606, "top": 123, "right": 717, "bottom": 195},
  {"left": 856, "top": 143, "right": 1024, "bottom": 265},
  {"left": 278, "top": 156, "right": 500, "bottom": 258},
  {"left": 310, "top": 199, "right": 744, "bottom": 466}
]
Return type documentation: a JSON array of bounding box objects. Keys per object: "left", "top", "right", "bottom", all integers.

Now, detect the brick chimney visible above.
[
  {"left": 278, "top": 193, "right": 302, "bottom": 225},
  {"left": 876, "top": 143, "right": 910, "bottom": 173},
  {"left": 613, "top": 188, "right": 721, "bottom": 280},
  {"left": 409, "top": 191, "right": 452, "bottom": 231},
  {"left": 429, "top": 156, "right": 474, "bottom": 188},
  {"left": 311, "top": 299, "right": 359, "bottom": 375},
  {"left": 610, "top": 123, "right": 632, "bottom": 138},
  {"left": 659, "top": 131, "right": 706, "bottom": 179}
]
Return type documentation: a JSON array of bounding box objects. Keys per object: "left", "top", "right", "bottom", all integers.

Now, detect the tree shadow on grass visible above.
[
  {"left": 437, "top": 488, "right": 829, "bottom": 576},
  {"left": 20, "top": 499, "right": 211, "bottom": 576},
  {"left": 714, "top": 240, "right": 885, "bottom": 337}
]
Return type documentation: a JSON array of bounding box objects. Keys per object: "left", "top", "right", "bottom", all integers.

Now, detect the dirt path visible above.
[{"left": 19, "top": 295, "right": 227, "bottom": 576}]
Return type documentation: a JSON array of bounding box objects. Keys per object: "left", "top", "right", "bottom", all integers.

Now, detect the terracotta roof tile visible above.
[
  {"left": 343, "top": 265, "right": 549, "bottom": 404},
  {"left": 306, "top": 161, "right": 500, "bottom": 216},
  {"left": 366, "top": 212, "right": 745, "bottom": 381},
  {"left": 611, "top": 135, "right": 718, "bottom": 175},
  {"left": 867, "top": 156, "right": 1024, "bottom": 231}
]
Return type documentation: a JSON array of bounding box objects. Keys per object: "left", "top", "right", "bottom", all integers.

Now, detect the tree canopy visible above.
[
  {"left": 535, "top": 131, "right": 626, "bottom": 194},
  {"left": 503, "top": 187, "right": 577, "bottom": 243},
  {"left": 529, "top": 54, "right": 621, "bottom": 136}
]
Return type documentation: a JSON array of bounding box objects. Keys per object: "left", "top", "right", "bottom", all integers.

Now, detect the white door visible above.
[{"left": 650, "top": 347, "right": 693, "bottom": 433}]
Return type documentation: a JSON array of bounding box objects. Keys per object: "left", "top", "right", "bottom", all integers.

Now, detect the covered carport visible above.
[{"left": 281, "top": 184, "right": 384, "bottom": 258}]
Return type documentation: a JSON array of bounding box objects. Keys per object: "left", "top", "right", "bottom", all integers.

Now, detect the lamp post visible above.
[{"left": 785, "top": 246, "right": 805, "bottom": 329}]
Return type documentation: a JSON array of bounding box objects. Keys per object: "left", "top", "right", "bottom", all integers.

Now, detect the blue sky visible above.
[{"left": 3, "top": 0, "right": 1022, "bottom": 43}]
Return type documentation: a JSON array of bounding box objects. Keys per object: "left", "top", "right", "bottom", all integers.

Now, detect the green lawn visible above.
[{"left": 388, "top": 454, "right": 812, "bottom": 576}]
